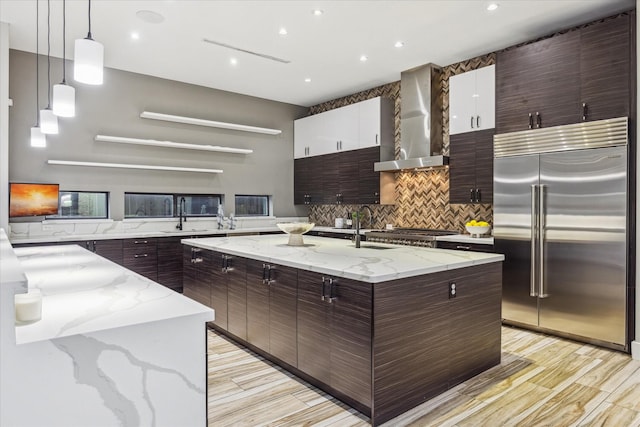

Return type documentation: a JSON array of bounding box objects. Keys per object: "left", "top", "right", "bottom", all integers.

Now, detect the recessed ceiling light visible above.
[
  {"left": 230, "top": 58, "right": 238, "bottom": 66},
  {"left": 135, "top": 10, "right": 165, "bottom": 24},
  {"left": 487, "top": 3, "right": 499, "bottom": 11},
  {"left": 131, "top": 32, "right": 140, "bottom": 40},
  {"left": 279, "top": 27, "right": 288, "bottom": 36},
  {"left": 313, "top": 9, "right": 323, "bottom": 16},
  {"left": 360, "top": 55, "right": 368, "bottom": 62},
  {"left": 394, "top": 41, "right": 404, "bottom": 48},
  {"left": 304, "top": 78, "right": 311, "bottom": 83}
]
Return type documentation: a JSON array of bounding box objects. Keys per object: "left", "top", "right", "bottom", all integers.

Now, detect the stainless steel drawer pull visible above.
[
  {"left": 134, "top": 254, "right": 148, "bottom": 258},
  {"left": 456, "top": 245, "right": 471, "bottom": 250},
  {"left": 134, "top": 240, "right": 148, "bottom": 244}
]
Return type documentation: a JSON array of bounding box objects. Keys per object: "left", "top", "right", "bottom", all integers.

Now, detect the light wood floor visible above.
[{"left": 207, "top": 326, "right": 640, "bottom": 426}]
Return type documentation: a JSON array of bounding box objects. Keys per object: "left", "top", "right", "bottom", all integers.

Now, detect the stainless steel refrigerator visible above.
[{"left": 493, "top": 117, "right": 630, "bottom": 351}]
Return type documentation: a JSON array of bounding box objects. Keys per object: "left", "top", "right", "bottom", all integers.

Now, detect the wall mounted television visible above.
[{"left": 9, "top": 182, "right": 59, "bottom": 218}]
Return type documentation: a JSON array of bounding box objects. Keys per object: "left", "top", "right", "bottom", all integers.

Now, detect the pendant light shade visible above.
[
  {"left": 30, "top": 126, "right": 47, "bottom": 148},
  {"left": 53, "top": 0, "right": 75, "bottom": 117},
  {"left": 40, "top": 108, "right": 59, "bottom": 134},
  {"left": 53, "top": 83, "right": 75, "bottom": 117},
  {"left": 74, "top": 0, "right": 103, "bottom": 85}
]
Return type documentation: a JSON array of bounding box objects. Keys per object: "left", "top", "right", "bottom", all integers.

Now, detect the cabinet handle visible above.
[
  {"left": 470, "top": 189, "right": 475, "bottom": 203},
  {"left": 262, "top": 264, "right": 268, "bottom": 284},
  {"left": 193, "top": 257, "right": 203, "bottom": 263},
  {"left": 456, "top": 245, "right": 471, "bottom": 250},
  {"left": 336, "top": 141, "right": 339, "bottom": 151},
  {"left": 476, "top": 188, "right": 481, "bottom": 202},
  {"left": 582, "top": 102, "right": 588, "bottom": 121},
  {"left": 375, "top": 134, "right": 379, "bottom": 145},
  {"left": 321, "top": 276, "right": 335, "bottom": 302},
  {"left": 134, "top": 240, "right": 148, "bottom": 244},
  {"left": 528, "top": 113, "right": 533, "bottom": 129},
  {"left": 133, "top": 254, "right": 148, "bottom": 258},
  {"left": 476, "top": 115, "right": 480, "bottom": 128},
  {"left": 191, "top": 248, "right": 201, "bottom": 253},
  {"left": 535, "top": 112, "right": 541, "bottom": 128},
  {"left": 470, "top": 116, "right": 474, "bottom": 129}
]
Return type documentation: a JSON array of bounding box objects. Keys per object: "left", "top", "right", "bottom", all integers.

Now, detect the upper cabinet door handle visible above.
[
  {"left": 476, "top": 115, "right": 480, "bottom": 128},
  {"left": 375, "top": 134, "right": 379, "bottom": 145},
  {"left": 470, "top": 116, "right": 474, "bottom": 129},
  {"left": 582, "top": 102, "right": 588, "bottom": 121},
  {"left": 528, "top": 113, "right": 533, "bottom": 129}
]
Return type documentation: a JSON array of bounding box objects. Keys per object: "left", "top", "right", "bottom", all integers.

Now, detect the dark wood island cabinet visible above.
[{"left": 182, "top": 235, "right": 503, "bottom": 425}]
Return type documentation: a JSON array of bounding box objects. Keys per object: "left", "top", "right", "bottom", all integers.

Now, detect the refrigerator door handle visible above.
[
  {"left": 530, "top": 184, "right": 538, "bottom": 297},
  {"left": 539, "top": 184, "right": 548, "bottom": 298}
]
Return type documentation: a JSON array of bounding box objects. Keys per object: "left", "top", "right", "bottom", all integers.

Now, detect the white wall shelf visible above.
[
  {"left": 47, "top": 160, "right": 223, "bottom": 174},
  {"left": 95, "top": 135, "right": 253, "bottom": 154},
  {"left": 140, "top": 111, "right": 282, "bottom": 135}
]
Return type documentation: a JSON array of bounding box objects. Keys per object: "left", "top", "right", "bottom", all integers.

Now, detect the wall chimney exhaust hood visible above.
[{"left": 375, "top": 63, "right": 448, "bottom": 171}]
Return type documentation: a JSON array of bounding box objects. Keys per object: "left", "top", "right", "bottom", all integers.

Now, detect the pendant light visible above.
[
  {"left": 74, "top": 0, "right": 103, "bottom": 85},
  {"left": 53, "top": 0, "right": 75, "bottom": 117},
  {"left": 39, "top": 0, "right": 58, "bottom": 134},
  {"left": 30, "top": 0, "right": 46, "bottom": 148}
]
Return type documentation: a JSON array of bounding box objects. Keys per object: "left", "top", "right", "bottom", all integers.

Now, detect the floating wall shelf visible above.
[
  {"left": 47, "top": 160, "right": 223, "bottom": 174},
  {"left": 140, "top": 111, "right": 282, "bottom": 135},
  {"left": 95, "top": 135, "right": 253, "bottom": 154}
]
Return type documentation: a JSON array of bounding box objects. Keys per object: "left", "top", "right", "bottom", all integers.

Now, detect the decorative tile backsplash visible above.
[{"left": 308, "top": 54, "right": 495, "bottom": 233}]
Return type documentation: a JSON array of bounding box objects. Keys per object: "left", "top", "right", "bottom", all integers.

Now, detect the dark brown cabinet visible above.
[
  {"left": 294, "top": 156, "right": 323, "bottom": 205},
  {"left": 208, "top": 251, "right": 230, "bottom": 331},
  {"left": 157, "top": 237, "right": 183, "bottom": 292},
  {"left": 496, "top": 13, "right": 633, "bottom": 133},
  {"left": 449, "top": 128, "right": 494, "bottom": 204},
  {"left": 68, "top": 239, "right": 123, "bottom": 265},
  {"left": 297, "top": 270, "right": 372, "bottom": 407},
  {"left": 123, "top": 238, "right": 158, "bottom": 281},
  {"left": 182, "top": 246, "right": 212, "bottom": 308},
  {"left": 225, "top": 255, "right": 248, "bottom": 340},
  {"left": 246, "top": 259, "right": 298, "bottom": 367}
]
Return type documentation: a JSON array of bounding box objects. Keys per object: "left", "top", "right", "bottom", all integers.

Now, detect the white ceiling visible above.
[{"left": 0, "top": 0, "right": 635, "bottom": 107}]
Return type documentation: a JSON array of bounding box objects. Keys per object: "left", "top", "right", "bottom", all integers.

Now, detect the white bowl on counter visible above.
[
  {"left": 276, "top": 222, "right": 315, "bottom": 246},
  {"left": 465, "top": 225, "right": 491, "bottom": 238}
]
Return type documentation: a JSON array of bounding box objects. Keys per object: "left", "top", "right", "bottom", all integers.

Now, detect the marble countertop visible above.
[
  {"left": 11, "top": 244, "right": 214, "bottom": 345},
  {"left": 182, "top": 234, "right": 504, "bottom": 283},
  {"left": 8, "top": 226, "right": 282, "bottom": 245}
]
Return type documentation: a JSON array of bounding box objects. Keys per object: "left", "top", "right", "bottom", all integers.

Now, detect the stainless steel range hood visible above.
[{"left": 375, "top": 63, "right": 448, "bottom": 171}]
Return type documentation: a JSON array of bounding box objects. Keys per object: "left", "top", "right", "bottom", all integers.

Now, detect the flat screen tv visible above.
[{"left": 9, "top": 182, "right": 59, "bottom": 218}]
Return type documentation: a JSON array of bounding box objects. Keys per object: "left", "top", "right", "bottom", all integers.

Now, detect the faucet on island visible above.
[
  {"left": 176, "top": 197, "right": 187, "bottom": 230},
  {"left": 217, "top": 205, "right": 226, "bottom": 230},
  {"left": 353, "top": 205, "right": 374, "bottom": 248}
]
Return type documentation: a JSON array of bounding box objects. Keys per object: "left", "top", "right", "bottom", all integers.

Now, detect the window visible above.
[
  {"left": 125, "top": 193, "right": 173, "bottom": 218},
  {"left": 47, "top": 191, "right": 109, "bottom": 219},
  {"left": 176, "top": 194, "right": 221, "bottom": 217},
  {"left": 235, "top": 195, "right": 270, "bottom": 217},
  {"left": 124, "top": 193, "right": 222, "bottom": 218}
]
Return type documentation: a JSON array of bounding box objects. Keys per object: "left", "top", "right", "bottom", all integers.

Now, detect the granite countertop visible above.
[
  {"left": 10, "top": 244, "right": 214, "bottom": 345},
  {"left": 182, "top": 234, "right": 504, "bottom": 283},
  {"left": 8, "top": 226, "right": 282, "bottom": 245}
]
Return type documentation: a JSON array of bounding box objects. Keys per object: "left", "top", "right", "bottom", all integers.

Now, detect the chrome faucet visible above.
[
  {"left": 217, "top": 205, "right": 225, "bottom": 230},
  {"left": 361, "top": 205, "right": 374, "bottom": 229},
  {"left": 176, "top": 197, "right": 187, "bottom": 230},
  {"left": 229, "top": 213, "right": 236, "bottom": 230}
]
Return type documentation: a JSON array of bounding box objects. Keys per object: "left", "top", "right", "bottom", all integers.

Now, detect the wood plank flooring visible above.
[{"left": 207, "top": 326, "right": 640, "bottom": 426}]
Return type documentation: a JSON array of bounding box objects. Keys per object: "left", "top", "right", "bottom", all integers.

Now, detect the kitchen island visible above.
[
  {"left": 182, "top": 234, "right": 504, "bottom": 425},
  {"left": 0, "top": 229, "right": 213, "bottom": 426}
]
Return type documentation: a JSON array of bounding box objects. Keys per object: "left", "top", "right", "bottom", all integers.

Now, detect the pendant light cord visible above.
[
  {"left": 87, "top": 0, "right": 93, "bottom": 40},
  {"left": 35, "top": 0, "right": 39, "bottom": 125},
  {"left": 62, "top": 0, "right": 66, "bottom": 84},
  {"left": 46, "top": 0, "right": 51, "bottom": 109}
]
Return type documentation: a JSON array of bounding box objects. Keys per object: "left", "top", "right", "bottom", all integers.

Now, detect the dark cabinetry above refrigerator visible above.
[{"left": 496, "top": 12, "right": 634, "bottom": 134}]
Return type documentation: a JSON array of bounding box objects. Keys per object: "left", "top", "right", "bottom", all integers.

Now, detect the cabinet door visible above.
[
  {"left": 226, "top": 255, "right": 247, "bottom": 340},
  {"left": 157, "top": 237, "right": 183, "bottom": 292},
  {"left": 474, "top": 65, "right": 495, "bottom": 131},
  {"left": 183, "top": 247, "right": 210, "bottom": 307},
  {"left": 294, "top": 158, "right": 310, "bottom": 205},
  {"left": 322, "top": 103, "right": 359, "bottom": 152},
  {"left": 246, "top": 259, "right": 270, "bottom": 351},
  {"left": 449, "top": 70, "right": 477, "bottom": 135},
  {"left": 297, "top": 270, "right": 332, "bottom": 381},
  {"left": 358, "top": 97, "right": 381, "bottom": 148},
  {"left": 330, "top": 277, "right": 372, "bottom": 407},
  {"left": 449, "top": 132, "right": 477, "bottom": 204},
  {"left": 580, "top": 14, "right": 631, "bottom": 122},
  {"left": 93, "top": 239, "right": 123, "bottom": 265},
  {"left": 210, "top": 251, "right": 228, "bottom": 330},
  {"left": 338, "top": 151, "right": 360, "bottom": 205},
  {"left": 496, "top": 31, "right": 580, "bottom": 133},
  {"left": 268, "top": 264, "right": 298, "bottom": 367},
  {"left": 294, "top": 114, "right": 319, "bottom": 158},
  {"left": 358, "top": 147, "right": 381, "bottom": 204},
  {"left": 320, "top": 153, "right": 341, "bottom": 204},
  {"left": 474, "top": 129, "right": 495, "bottom": 204}
]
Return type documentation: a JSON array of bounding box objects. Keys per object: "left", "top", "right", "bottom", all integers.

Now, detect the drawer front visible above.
[
  {"left": 123, "top": 238, "right": 158, "bottom": 280},
  {"left": 437, "top": 241, "right": 494, "bottom": 253}
]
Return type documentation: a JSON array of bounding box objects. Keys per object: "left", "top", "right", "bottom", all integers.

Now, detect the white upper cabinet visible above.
[
  {"left": 294, "top": 97, "right": 393, "bottom": 158},
  {"left": 449, "top": 65, "right": 495, "bottom": 135}
]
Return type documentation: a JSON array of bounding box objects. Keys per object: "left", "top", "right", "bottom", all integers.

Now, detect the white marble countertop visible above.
[
  {"left": 11, "top": 244, "right": 214, "bottom": 345},
  {"left": 8, "top": 226, "right": 282, "bottom": 245},
  {"left": 182, "top": 235, "right": 504, "bottom": 283},
  {"left": 436, "top": 234, "right": 494, "bottom": 245}
]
